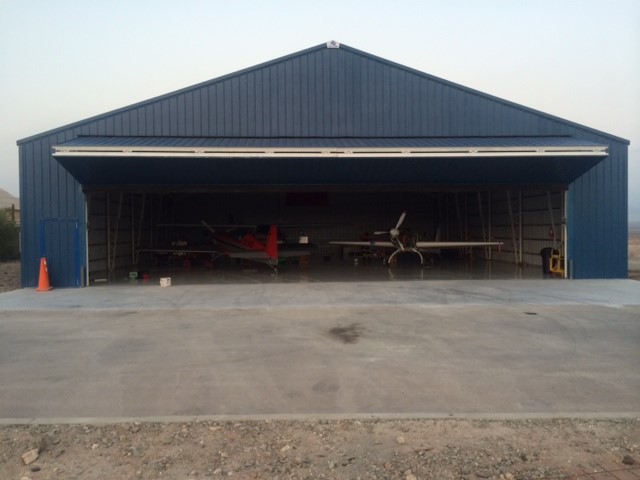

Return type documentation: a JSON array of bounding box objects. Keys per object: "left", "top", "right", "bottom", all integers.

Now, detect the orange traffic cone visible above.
[{"left": 36, "top": 257, "right": 52, "bottom": 291}]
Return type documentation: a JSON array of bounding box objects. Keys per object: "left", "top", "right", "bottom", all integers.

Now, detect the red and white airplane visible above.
[
  {"left": 330, "top": 211, "right": 502, "bottom": 266},
  {"left": 139, "top": 222, "right": 314, "bottom": 273},
  {"left": 200, "top": 221, "right": 314, "bottom": 273}
]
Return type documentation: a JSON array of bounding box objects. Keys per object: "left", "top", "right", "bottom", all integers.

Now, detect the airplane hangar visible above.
[{"left": 17, "top": 42, "right": 629, "bottom": 287}]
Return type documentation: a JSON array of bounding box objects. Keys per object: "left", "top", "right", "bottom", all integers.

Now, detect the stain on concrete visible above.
[{"left": 329, "top": 323, "right": 363, "bottom": 344}]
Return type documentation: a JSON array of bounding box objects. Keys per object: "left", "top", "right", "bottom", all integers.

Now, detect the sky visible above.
[{"left": 1, "top": 0, "right": 639, "bottom": 218}]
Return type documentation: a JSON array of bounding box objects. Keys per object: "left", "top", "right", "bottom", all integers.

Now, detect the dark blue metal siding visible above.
[
  {"left": 568, "top": 141, "right": 627, "bottom": 278},
  {"left": 18, "top": 42, "right": 629, "bottom": 284},
  {"left": 19, "top": 133, "right": 86, "bottom": 287},
  {"left": 55, "top": 155, "right": 603, "bottom": 189},
  {"left": 18, "top": 44, "right": 630, "bottom": 143},
  {"left": 57, "top": 135, "right": 608, "bottom": 149}
]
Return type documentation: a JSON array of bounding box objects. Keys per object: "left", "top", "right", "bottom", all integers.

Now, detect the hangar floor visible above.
[{"left": 108, "top": 259, "right": 547, "bottom": 286}]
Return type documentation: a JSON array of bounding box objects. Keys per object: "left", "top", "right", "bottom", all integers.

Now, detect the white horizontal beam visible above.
[{"left": 53, "top": 145, "right": 608, "bottom": 158}]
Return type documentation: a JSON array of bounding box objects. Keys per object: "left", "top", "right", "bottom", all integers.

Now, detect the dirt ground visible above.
[
  {"left": 0, "top": 260, "right": 20, "bottom": 293},
  {"left": 1, "top": 240, "right": 639, "bottom": 480},
  {"left": 0, "top": 418, "right": 638, "bottom": 480},
  {"left": 629, "top": 230, "right": 640, "bottom": 280}
]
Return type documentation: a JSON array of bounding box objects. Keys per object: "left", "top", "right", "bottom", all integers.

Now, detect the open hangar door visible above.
[
  {"left": 53, "top": 135, "right": 605, "bottom": 284},
  {"left": 83, "top": 187, "right": 566, "bottom": 284}
]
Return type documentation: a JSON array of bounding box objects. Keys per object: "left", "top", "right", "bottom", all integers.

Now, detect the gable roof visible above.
[{"left": 18, "top": 42, "right": 629, "bottom": 145}]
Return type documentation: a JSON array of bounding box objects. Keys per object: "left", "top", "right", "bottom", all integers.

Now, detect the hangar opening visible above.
[
  {"left": 51, "top": 135, "right": 606, "bottom": 285},
  {"left": 80, "top": 188, "right": 568, "bottom": 284}
]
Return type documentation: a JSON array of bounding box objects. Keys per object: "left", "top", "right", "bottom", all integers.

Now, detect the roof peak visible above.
[{"left": 17, "top": 42, "right": 629, "bottom": 146}]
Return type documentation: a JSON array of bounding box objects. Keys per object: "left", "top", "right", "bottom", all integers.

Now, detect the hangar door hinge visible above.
[{"left": 326, "top": 40, "right": 340, "bottom": 49}]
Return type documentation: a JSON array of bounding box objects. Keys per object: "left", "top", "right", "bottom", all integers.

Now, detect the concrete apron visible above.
[{"left": 0, "top": 280, "right": 639, "bottom": 422}]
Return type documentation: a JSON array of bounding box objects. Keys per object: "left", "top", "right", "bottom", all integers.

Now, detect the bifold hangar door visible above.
[{"left": 56, "top": 135, "right": 601, "bottom": 283}]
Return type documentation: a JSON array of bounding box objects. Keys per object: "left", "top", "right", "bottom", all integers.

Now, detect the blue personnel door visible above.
[{"left": 38, "top": 218, "right": 83, "bottom": 288}]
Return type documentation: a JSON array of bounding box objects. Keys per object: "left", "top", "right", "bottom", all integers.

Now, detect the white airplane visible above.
[{"left": 330, "top": 211, "right": 503, "bottom": 266}]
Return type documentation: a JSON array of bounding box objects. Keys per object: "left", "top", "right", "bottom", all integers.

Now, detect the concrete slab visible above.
[
  {"left": 1, "top": 278, "right": 640, "bottom": 311},
  {"left": 0, "top": 279, "right": 639, "bottom": 421}
]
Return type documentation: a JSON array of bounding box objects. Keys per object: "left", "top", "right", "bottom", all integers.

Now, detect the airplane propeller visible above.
[
  {"left": 374, "top": 211, "right": 406, "bottom": 239},
  {"left": 373, "top": 211, "right": 407, "bottom": 251}
]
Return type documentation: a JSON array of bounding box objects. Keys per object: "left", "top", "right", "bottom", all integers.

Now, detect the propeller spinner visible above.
[{"left": 374, "top": 211, "right": 407, "bottom": 239}]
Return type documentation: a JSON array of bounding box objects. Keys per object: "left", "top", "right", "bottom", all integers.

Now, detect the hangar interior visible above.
[{"left": 84, "top": 187, "right": 565, "bottom": 283}]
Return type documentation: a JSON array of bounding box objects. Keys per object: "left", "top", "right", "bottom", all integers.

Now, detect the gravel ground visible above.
[
  {"left": 1, "top": 418, "right": 639, "bottom": 480},
  {"left": 0, "top": 260, "right": 20, "bottom": 293},
  {"left": 629, "top": 232, "right": 640, "bottom": 280}
]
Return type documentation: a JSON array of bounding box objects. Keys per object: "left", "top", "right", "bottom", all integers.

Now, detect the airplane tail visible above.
[{"left": 265, "top": 225, "right": 278, "bottom": 260}]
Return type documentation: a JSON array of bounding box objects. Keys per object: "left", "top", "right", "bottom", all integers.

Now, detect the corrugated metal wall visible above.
[
  {"left": 469, "top": 191, "right": 565, "bottom": 267},
  {"left": 18, "top": 135, "right": 86, "bottom": 287},
  {"left": 20, "top": 47, "right": 594, "bottom": 140},
  {"left": 568, "top": 141, "right": 628, "bottom": 278},
  {"left": 18, "top": 43, "right": 628, "bottom": 286},
  {"left": 433, "top": 190, "right": 564, "bottom": 269},
  {"left": 87, "top": 192, "right": 138, "bottom": 281}
]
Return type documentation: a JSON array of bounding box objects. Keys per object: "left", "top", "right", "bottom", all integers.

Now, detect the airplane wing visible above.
[
  {"left": 137, "top": 248, "right": 223, "bottom": 256},
  {"left": 226, "top": 251, "right": 270, "bottom": 259},
  {"left": 330, "top": 241, "right": 395, "bottom": 247},
  {"left": 415, "top": 241, "right": 503, "bottom": 249},
  {"left": 276, "top": 249, "right": 314, "bottom": 258}
]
